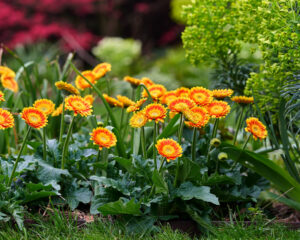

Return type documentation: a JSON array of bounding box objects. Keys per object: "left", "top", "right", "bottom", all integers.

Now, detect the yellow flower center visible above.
[
  {"left": 97, "top": 133, "right": 109, "bottom": 143},
  {"left": 149, "top": 110, "right": 160, "bottom": 117},
  {"left": 137, "top": 116, "right": 144, "bottom": 124},
  {"left": 211, "top": 105, "right": 223, "bottom": 114},
  {"left": 0, "top": 115, "right": 4, "bottom": 123},
  {"left": 163, "top": 145, "right": 174, "bottom": 154},
  {"left": 252, "top": 125, "right": 260, "bottom": 133},
  {"left": 29, "top": 114, "right": 39, "bottom": 123},
  {"left": 195, "top": 93, "right": 205, "bottom": 101},
  {"left": 74, "top": 101, "right": 85, "bottom": 109}
]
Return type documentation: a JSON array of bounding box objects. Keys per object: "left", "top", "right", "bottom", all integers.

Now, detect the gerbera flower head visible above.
[
  {"left": 143, "top": 103, "right": 167, "bottom": 123},
  {"left": 103, "top": 94, "right": 123, "bottom": 108},
  {"left": 117, "top": 95, "right": 135, "bottom": 107},
  {"left": 126, "top": 98, "right": 147, "bottom": 113},
  {"left": 21, "top": 107, "right": 48, "bottom": 129},
  {"left": 0, "top": 66, "right": 15, "bottom": 77},
  {"left": 33, "top": 99, "right": 55, "bottom": 116},
  {"left": 142, "top": 84, "right": 167, "bottom": 100},
  {"left": 84, "top": 95, "right": 95, "bottom": 105},
  {"left": 141, "top": 77, "right": 154, "bottom": 87},
  {"left": 160, "top": 91, "right": 177, "bottom": 105},
  {"left": 169, "top": 111, "right": 178, "bottom": 119},
  {"left": 75, "top": 71, "right": 96, "bottom": 90},
  {"left": 231, "top": 96, "right": 254, "bottom": 105},
  {"left": 245, "top": 117, "right": 267, "bottom": 140},
  {"left": 0, "top": 108, "right": 14, "bottom": 129},
  {"left": 212, "top": 89, "right": 234, "bottom": 99},
  {"left": 55, "top": 81, "right": 80, "bottom": 95},
  {"left": 92, "top": 63, "right": 111, "bottom": 79},
  {"left": 90, "top": 127, "right": 117, "bottom": 150},
  {"left": 65, "top": 95, "right": 93, "bottom": 117},
  {"left": 124, "top": 76, "right": 141, "bottom": 88},
  {"left": 168, "top": 97, "right": 195, "bottom": 113},
  {"left": 1, "top": 74, "right": 18, "bottom": 92},
  {"left": 156, "top": 138, "right": 182, "bottom": 162},
  {"left": 129, "top": 111, "right": 148, "bottom": 128},
  {"left": 189, "top": 87, "right": 213, "bottom": 106},
  {"left": 184, "top": 107, "right": 210, "bottom": 128},
  {"left": 52, "top": 103, "right": 63, "bottom": 117},
  {"left": 176, "top": 87, "right": 190, "bottom": 97},
  {"left": 207, "top": 101, "right": 230, "bottom": 118},
  {"left": 0, "top": 91, "right": 5, "bottom": 102}
]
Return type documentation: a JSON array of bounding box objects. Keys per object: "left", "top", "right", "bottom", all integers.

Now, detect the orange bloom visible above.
[
  {"left": 189, "top": 87, "right": 213, "bottom": 106},
  {"left": 144, "top": 103, "right": 167, "bottom": 123},
  {"left": 0, "top": 108, "right": 14, "bottom": 129},
  {"left": 206, "top": 101, "right": 231, "bottom": 118},
  {"left": 21, "top": 107, "right": 48, "bottom": 129},
  {"left": 65, "top": 95, "right": 93, "bottom": 117},
  {"left": 1, "top": 74, "right": 18, "bottom": 92},
  {"left": 245, "top": 117, "right": 267, "bottom": 140},
  {"left": 160, "top": 91, "right": 177, "bottom": 105},
  {"left": 75, "top": 71, "right": 96, "bottom": 90},
  {"left": 129, "top": 111, "right": 148, "bottom": 128},
  {"left": 0, "top": 66, "right": 15, "bottom": 77},
  {"left": 124, "top": 76, "right": 141, "bottom": 87},
  {"left": 185, "top": 107, "right": 210, "bottom": 128},
  {"left": 231, "top": 96, "right": 254, "bottom": 104},
  {"left": 168, "top": 97, "right": 195, "bottom": 113},
  {"left": 103, "top": 94, "right": 123, "bottom": 108},
  {"left": 212, "top": 89, "right": 234, "bottom": 99},
  {"left": 176, "top": 87, "right": 190, "bottom": 97},
  {"left": 156, "top": 138, "right": 182, "bottom": 162},
  {"left": 55, "top": 81, "right": 80, "bottom": 95},
  {"left": 126, "top": 98, "right": 147, "bottom": 113},
  {"left": 169, "top": 111, "right": 178, "bottom": 119},
  {"left": 84, "top": 95, "right": 95, "bottom": 105},
  {"left": 117, "top": 95, "right": 135, "bottom": 107},
  {"left": 90, "top": 127, "right": 117, "bottom": 150},
  {"left": 142, "top": 84, "right": 167, "bottom": 100},
  {"left": 141, "top": 77, "right": 154, "bottom": 87},
  {"left": 92, "top": 63, "right": 111, "bottom": 79},
  {"left": 0, "top": 91, "right": 5, "bottom": 102},
  {"left": 52, "top": 103, "right": 63, "bottom": 117},
  {"left": 33, "top": 99, "right": 55, "bottom": 116}
]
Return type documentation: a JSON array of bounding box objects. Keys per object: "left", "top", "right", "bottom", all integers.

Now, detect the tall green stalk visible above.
[
  {"left": 61, "top": 115, "right": 75, "bottom": 169},
  {"left": 192, "top": 127, "right": 197, "bottom": 162},
  {"left": 43, "top": 127, "right": 47, "bottom": 161},
  {"left": 7, "top": 127, "right": 31, "bottom": 187},
  {"left": 174, "top": 113, "right": 184, "bottom": 187},
  {"left": 153, "top": 121, "right": 157, "bottom": 170},
  {"left": 59, "top": 100, "right": 65, "bottom": 144},
  {"left": 141, "top": 126, "right": 147, "bottom": 159},
  {"left": 212, "top": 118, "right": 219, "bottom": 139},
  {"left": 233, "top": 107, "right": 245, "bottom": 145}
]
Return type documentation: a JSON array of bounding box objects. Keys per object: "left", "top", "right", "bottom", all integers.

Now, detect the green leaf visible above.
[
  {"left": 133, "top": 128, "right": 141, "bottom": 156},
  {"left": 152, "top": 169, "right": 168, "bottom": 194},
  {"left": 37, "top": 161, "right": 70, "bottom": 184},
  {"left": 261, "top": 191, "right": 300, "bottom": 211},
  {"left": 98, "top": 198, "right": 141, "bottom": 216},
  {"left": 179, "top": 157, "right": 202, "bottom": 182},
  {"left": 175, "top": 182, "right": 219, "bottom": 205},
  {"left": 114, "top": 156, "right": 133, "bottom": 172},
  {"left": 22, "top": 182, "right": 58, "bottom": 203},
  {"left": 64, "top": 181, "right": 92, "bottom": 210},
  {"left": 90, "top": 176, "right": 130, "bottom": 195}
]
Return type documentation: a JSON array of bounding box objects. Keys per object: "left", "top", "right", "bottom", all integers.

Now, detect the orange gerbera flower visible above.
[
  {"left": 33, "top": 99, "right": 55, "bottom": 116},
  {"left": 169, "top": 111, "right": 178, "bottom": 119},
  {"left": 212, "top": 89, "right": 234, "bottom": 99},
  {"left": 142, "top": 84, "right": 167, "bottom": 100},
  {"left": 1, "top": 74, "right": 18, "bottom": 92},
  {"left": 75, "top": 71, "right": 96, "bottom": 90},
  {"left": 207, "top": 101, "right": 231, "bottom": 118},
  {"left": 141, "top": 77, "right": 154, "bottom": 87},
  {"left": 124, "top": 76, "right": 141, "bottom": 87},
  {"left": 103, "top": 94, "right": 123, "bottom": 108},
  {"left": 55, "top": 81, "right": 80, "bottom": 95},
  {"left": 117, "top": 95, "right": 135, "bottom": 107},
  {"left": 84, "top": 95, "right": 95, "bottom": 105},
  {"left": 245, "top": 117, "right": 267, "bottom": 140},
  {"left": 92, "top": 63, "right": 111, "bottom": 79},
  {"left": 0, "top": 108, "right": 14, "bottom": 129},
  {"left": 156, "top": 138, "right": 182, "bottom": 162},
  {"left": 126, "top": 98, "right": 147, "bottom": 113},
  {"left": 185, "top": 107, "right": 210, "bottom": 128},
  {"left": 144, "top": 103, "right": 167, "bottom": 123},
  {"left": 21, "top": 107, "right": 48, "bottom": 129},
  {"left": 168, "top": 97, "right": 195, "bottom": 113},
  {"left": 0, "top": 91, "right": 5, "bottom": 102},
  {"left": 52, "top": 103, "right": 63, "bottom": 117},
  {"left": 176, "top": 87, "right": 190, "bottom": 97},
  {"left": 90, "top": 127, "right": 117, "bottom": 150},
  {"left": 160, "top": 91, "right": 177, "bottom": 105},
  {"left": 65, "top": 95, "right": 93, "bottom": 117},
  {"left": 231, "top": 96, "right": 254, "bottom": 104},
  {"left": 130, "top": 111, "right": 148, "bottom": 128},
  {"left": 0, "top": 66, "right": 15, "bottom": 77},
  {"left": 189, "top": 87, "right": 213, "bottom": 106}
]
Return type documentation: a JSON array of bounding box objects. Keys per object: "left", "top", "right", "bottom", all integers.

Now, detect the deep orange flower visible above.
[
  {"left": 0, "top": 66, "right": 15, "bottom": 77},
  {"left": 0, "top": 91, "right": 5, "bottom": 102},
  {"left": 142, "top": 84, "right": 167, "bottom": 100},
  {"left": 124, "top": 76, "right": 141, "bottom": 87},
  {"left": 55, "top": 81, "right": 80, "bottom": 95},
  {"left": 33, "top": 99, "right": 55, "bottom": 116},
  {"left": 160, "top": 91, "right": 177, "bottom": 105},
  {"left": 126, "top": 98, "right": 147, "bottom": 113},
  {"left": 245, "top": 117, "right": 267, "bottom": 140},
  {"left": 84, "top": 95, "right": 95, "bottom": 105},
  {"left": 176, "top": 87, "right": 190, "bottom": 97},
  {"left": 65, "top": 95, "right": 93, "bottom": 117},
  {"left": 156, "top": 138, "right": 182, "bottom": 162},
  {"left": 21, "top": 107, "right": 48, "bottom": 129},
  {"left": 212, "top": 89, "right": 234, "bottom": 99},
  {"left": 231, "top": 96, "right": 254, "bottom": 104},
  {"left": 144, "top": 103, "right": 167, "bottom": 123},
  {"left": 169, "top": 111, "right": 178, "bottom": 119},
  {"left": 103, "top": 94, "right": 123, "bottom": 108},
  {"left": 90, "top": 127, "right": 117, "bottom": 150},
  {"left": 141, "top": 77, "right": 154, "bottom": 87},
  {"left": 1, "top": 74, "right": 18, "bottom": 92},
  {"left": 92, "top": 63, "right": 111, "bottom": 79},
  {"left": 75, "top": 71, "right": 96, "bottom": 90},
  {"left": 189, "top": 87, "right": 213, "bottom": 106},
  {"left": 168, "top": 97, "right": 195, "bottom": 113},
  {"left": 52, "top": 103, "right": 63, "bottom": 117},
  {"left": 129, "top": 111, "right": 148, "bottom": 128},
  {"left": 185, "top": 107, "right": 210, "bottom": 128},
  {"left": 206, "top": 101, "right": 231, "bottom": 118},
  {"left": 0, "top": 108, "right": 14, "bottom": 129},
  {"left": 117, "top": 95, "right": 135, "bottom": 107}
]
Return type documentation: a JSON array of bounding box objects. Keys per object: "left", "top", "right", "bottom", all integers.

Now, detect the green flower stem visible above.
[
  {"left": 231, "top": 133, "right": 251, "bottom": 170},
  {"left": 61, "top": 115, "right": 75, "bottom": 169},
  {"left": 242, "top": 133, "right": 251, "bottom": 151},
  {"left": 158, "top": 158, "right": 166, "bottom": 173},
  {"left": 174, "top": 113, "right": 184, "bottom": 187},
  {"left": 212, "top": 118, "right": 219, "bottom": 139},
  {"left": 153, "top": 121, "right": 157, "bottom": 170},
  {"left": 233, "top": 107, "right": 245, "bottom": 145},
  {"left": 141, "top": 126, "right": 147, "bottom": 159},
  {"left": 59, "top": 100, "right": 65, "bottom": 144},
  {"left": 122, "top": 112, "right": 130, "bottom": 140},
  {"left": 7, "top": 127, "right": 31, "bottom": 187},
  {"left": 5, "top": 129, "right": 11, "bottom": 154},
  {"left": 43, "top": 127, "right": 47, "bottom": 161},
  {"left": 101, "top": 148, "right": 108, "bottom": 177},
  {"left": 120, "top": 107, "right": 125, "bottom": 135},
  {"left": 192, "top": 127, "right": 197, "bottom": 162},
  {"left": 105, "top": 77, "right": 111, "bottom": 96}
]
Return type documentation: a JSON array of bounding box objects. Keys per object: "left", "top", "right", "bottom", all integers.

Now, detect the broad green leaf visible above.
[
  {"left": 98, "top": 198, "right": 141, "bottom": 216},
  {"left": 114, "top": 156, "right": 133, "bottom": 172},
  {"left": 22, "top": 182, "right": 58, "bottom": 203},
  {"left": 90, "top": 176, "right": 130, "bottom": 195},
  {"left": 37, "top": 161, "right": 70, "bottom": 184},
  {"left": 179, "top": 157, "right": 202, "bottom": 182},
  {"left": 152, "top": 169, "right": 168, "bottom": 194},
  {"left": 64, "top": 181, "right": 92, "bottom": 210},
  {"left": 203, "top": 174, "right": 235, "bottom": 186},
  {"left": 261, "top": 191, "right": 300, "bottom": 211}
]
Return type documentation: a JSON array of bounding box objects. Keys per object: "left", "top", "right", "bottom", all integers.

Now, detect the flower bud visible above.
[
  {"left": 218, "top": 152, "right": 228, "bottom": 161},
  {"left": 210, "top": 138, "right": 221, "bottom": 147}
]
